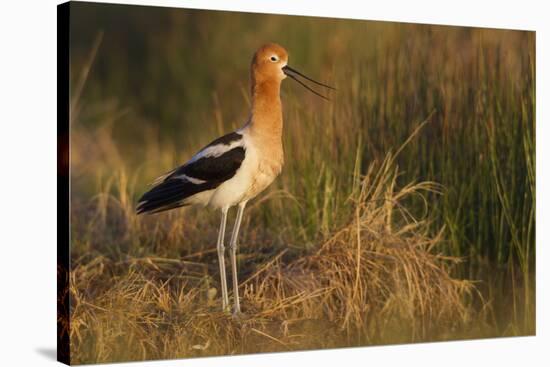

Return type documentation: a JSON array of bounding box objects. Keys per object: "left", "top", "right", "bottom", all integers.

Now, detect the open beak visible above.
[{"left": 282, "top": 65, "right": 336, "bottom": 101}]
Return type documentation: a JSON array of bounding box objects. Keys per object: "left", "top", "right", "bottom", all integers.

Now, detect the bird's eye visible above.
[{"left": 270, "top": 56, "right": 278, "bottom": 62}]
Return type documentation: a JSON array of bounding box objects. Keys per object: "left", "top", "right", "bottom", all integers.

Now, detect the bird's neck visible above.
[{"left": 248, "top": 79, "right": 283, "bottom": 140}]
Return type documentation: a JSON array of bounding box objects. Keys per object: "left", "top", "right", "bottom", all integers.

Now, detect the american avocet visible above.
[{"left": 137, "top": 43, "right": 334, "bottom": 313}]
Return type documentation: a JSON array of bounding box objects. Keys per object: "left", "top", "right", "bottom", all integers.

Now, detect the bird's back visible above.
[
  {"left": 136, "top": 131, "right": 246, "bottom": 214},
  {"left": 136, "top": 125, "right": 284, "bottom": 214}
]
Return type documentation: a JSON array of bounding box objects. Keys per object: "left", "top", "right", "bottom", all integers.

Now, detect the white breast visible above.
[{"left": 207, "top": 130, "right": 282, "bottom": 209}]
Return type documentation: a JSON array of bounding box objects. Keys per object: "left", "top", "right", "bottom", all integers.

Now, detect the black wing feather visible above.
[
  {"left": 136, "top": 132, "right": 245, "bottom": 215},
  {"left": 174, "top": 147, "right": 245, "bottom": 181},
  {"left": 136, "top": 179, "right": 218, "bottom": 214}
]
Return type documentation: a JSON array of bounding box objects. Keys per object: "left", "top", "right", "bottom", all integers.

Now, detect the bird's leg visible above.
[
  {"left": 217, "top": 207, "right": 230, "bottom": 311},
  {"left": 229, "top": 201, "right": 247, "bottom": 314}
]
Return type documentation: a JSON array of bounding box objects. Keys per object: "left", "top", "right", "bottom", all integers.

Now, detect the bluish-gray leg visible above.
[
  {"left": 229, "top": 201, "right": 247, "bottom": 314},
  {"left": 217, "top": 206, "right": 229, "bottom": 311}
]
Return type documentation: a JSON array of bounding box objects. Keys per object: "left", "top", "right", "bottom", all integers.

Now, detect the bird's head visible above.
[
  {"left": 251, "top": 43, "right": 335, "bottom": 100},
  {"left": 251, "top": 43, "right": 289, "bottom": 84}
]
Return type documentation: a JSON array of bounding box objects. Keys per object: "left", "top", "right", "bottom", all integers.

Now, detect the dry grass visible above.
[{"left": 69, "top": 149, "right": 477, "bottom": 364}]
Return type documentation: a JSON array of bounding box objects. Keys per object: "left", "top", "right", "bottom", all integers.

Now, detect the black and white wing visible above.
[{"left": 136, "top": 132, "right": 245, "bottom": 214}]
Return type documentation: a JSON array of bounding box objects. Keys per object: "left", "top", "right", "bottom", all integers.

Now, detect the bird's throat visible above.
[{"left": 249, "top": 79, "right": 283, "bottom": 139}]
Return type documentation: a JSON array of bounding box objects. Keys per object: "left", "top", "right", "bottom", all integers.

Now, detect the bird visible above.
[{"left": 136, "top": 43, "right": 334, "bottom": 314}]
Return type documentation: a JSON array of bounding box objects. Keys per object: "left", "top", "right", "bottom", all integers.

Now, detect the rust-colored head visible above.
[
  {"left": 250, "top": 43, "right": 335, "bottom": 100},
  {"left": 251, "top": 43, "right": 289, "bottom": 86}
]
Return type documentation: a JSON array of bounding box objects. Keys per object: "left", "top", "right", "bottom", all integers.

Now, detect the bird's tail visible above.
[{"left": 136, "top": 179, "right": 192, "bottom": 215}]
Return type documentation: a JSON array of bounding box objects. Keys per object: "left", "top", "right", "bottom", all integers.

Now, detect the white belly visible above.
[{"left": 207, "top": 139, "right": 282, "bottom": 209}]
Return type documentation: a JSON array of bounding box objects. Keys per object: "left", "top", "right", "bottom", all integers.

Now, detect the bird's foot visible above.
[
  {"left": 219, "top": 300, "right": 231, "bottom": 314},
  {"left": 231, "top": 307, "right": 243, "bottom": 320}
]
